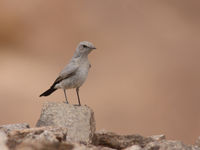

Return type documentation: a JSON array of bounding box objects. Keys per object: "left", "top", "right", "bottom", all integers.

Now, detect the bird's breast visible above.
[{"left": 76, "top": 64, "right": 89, "bottom": 81}]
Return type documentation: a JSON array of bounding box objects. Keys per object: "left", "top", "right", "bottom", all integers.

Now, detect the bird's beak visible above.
[{"left": 92, "top": 47, "right": 96, "bottom": 50}]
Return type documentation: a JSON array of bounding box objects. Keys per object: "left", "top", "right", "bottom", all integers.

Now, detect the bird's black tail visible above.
[{"left": 40, "top": 87, "right": 57, "bottom": 97}]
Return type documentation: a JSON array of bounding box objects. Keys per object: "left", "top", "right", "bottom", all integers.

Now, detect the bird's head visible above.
[{"left": 75, "top": 41, "right": 96, "bottom": 56}]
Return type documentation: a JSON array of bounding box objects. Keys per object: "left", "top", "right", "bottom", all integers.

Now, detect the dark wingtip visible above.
[
  {"left": 39, "top": 88, "right": 57, "bottom": 97},
  {"left": 39, "top": 92, "right": 45, "bottom": 97}
]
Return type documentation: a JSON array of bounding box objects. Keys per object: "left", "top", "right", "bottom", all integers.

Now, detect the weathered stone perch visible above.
[
  {"left": 0, "top": 123, "right": 200, "bottom": 150},
  {"left": 0, "top": 101, "right": 200, "bottom": 150},
  {"left": 36, "top": 102, "right": 96, "bottom": 143}
]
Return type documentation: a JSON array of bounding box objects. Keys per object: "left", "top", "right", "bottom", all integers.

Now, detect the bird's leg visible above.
[
  {"left": 76, "top": 87, "right": 81, "bottom": 106},
  {"left": 63, "top": 89, "right": 69, "bottom": 104}
]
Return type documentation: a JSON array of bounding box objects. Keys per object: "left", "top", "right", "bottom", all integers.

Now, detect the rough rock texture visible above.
[
  {"left": 92, "top": 131, "right": 153, "bottom": 149},
  {"left": 0, "top": 123, "right": 30, "bottom": 134},
  {"left": 15, "top": 142, "right": 115, "bottom": 150},
  {"left": 1, "top": 103, "right": 200, "bottom": 150},
  {"left": 93, "top": 132, "right": 200, "bottom": 150},
  {"left": 149, "top": 135, "right": 166, "bottom": 141},
  {"left": 15, "top": 142, "right": 74, "bottom": 150},
  {"left": 0, "top": 131, "right": 9, "bottom": 150},
  {"left": 124, "top": 145, "right": 142, "bottom": 150},
  {"left": 0, "top": 124, "right": 199, "bottom": 150},
  {"left": 36, "top": 102, "right": 95, "bottom": 143},
  {"left": 144, "top": 140, "right": 199, "bottom": 150},
  {"left": 6, "top": 126, "right": 67, "bottom": 150},
  {"left": 195, "top": 136, "right": 200, "bottom": 147}
]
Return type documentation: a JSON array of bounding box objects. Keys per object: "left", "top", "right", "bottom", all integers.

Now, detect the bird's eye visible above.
[{"left": 83, "top": 45, "right": 87, "bottom": 48}]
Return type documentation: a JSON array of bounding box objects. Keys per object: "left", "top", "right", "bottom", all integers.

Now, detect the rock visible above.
[
  {"left": 149, "top": 134, "right": 166, "bottom": 141},
  {"left": 36, "top": 102, "right": 96, "bottom": 143},
  {"left": 0, "top": 131, "right": 9, "bottom": 150},
  {"left": 145, "top": 140, "right": 195, "bottom": 150},
  {"left": 193, "top": 146, "right": 200, "bottom": 150},
  {"left": 16, "top": 142, "right": 115, "bottom": 150},
  {"left": 92, "top": 132, "right": 153, "bottom": 149},
  {"left": 15, "top": 142, "right": 74, "bottom": 150},
  {"left": 7, "top": 126, "right": 67, "bottom": 150},
  {"left": 124, "top": 145, "right": 142, "bottom": 150},
  {"left": 0, "top": 122, "right": 199, "bottom": 150},
  {"left": 195, "top": 136, "right": 200, "bottom": 147},
  {"left": 71, "top": 142, "right": 116, "bottom": 150},
  {"left": 0, "top": 123, "right": 30, "bottom": 134}
]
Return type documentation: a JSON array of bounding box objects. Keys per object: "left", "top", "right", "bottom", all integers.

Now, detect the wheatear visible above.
[{"left": 40, "top": 41, "right": 96, "bottom": 105}]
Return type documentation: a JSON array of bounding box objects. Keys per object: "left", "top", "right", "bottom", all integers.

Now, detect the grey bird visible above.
[{"left": 40, "top": 41, "right": 96, "bottom": 105}]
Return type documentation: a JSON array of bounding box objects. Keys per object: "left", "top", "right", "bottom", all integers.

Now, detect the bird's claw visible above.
[{"left": 63, "top": 101, "right": 69, "bottom": 104}]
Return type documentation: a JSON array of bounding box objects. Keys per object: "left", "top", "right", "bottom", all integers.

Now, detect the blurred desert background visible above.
[{"left": 0, "top": 0, "right": 200, "bottom": 144}]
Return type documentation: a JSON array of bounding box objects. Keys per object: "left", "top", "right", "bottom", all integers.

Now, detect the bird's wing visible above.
[{"left": 51, "top": 62, "right": 79, "bottom": 88}]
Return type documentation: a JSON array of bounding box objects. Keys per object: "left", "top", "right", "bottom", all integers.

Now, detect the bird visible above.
[{"left": 40, "top": 41, "right": 96, "bottom": 106}]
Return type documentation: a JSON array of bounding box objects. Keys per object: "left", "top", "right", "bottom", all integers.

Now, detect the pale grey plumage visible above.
[{"left": 40, "top": 41, "right": 96, "bottom": 105}]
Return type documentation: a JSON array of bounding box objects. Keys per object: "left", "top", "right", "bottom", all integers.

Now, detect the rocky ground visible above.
[{"left": 0, "top": 102, "right": 199, "bottom": 150}]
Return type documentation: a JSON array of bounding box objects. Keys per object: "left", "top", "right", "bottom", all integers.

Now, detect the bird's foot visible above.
[
  {"left": 63, "top": 101, "right": 69, "bottom": 104},
  {"left": 74, "top": 104, "right": 81, "bottom": 106}
]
